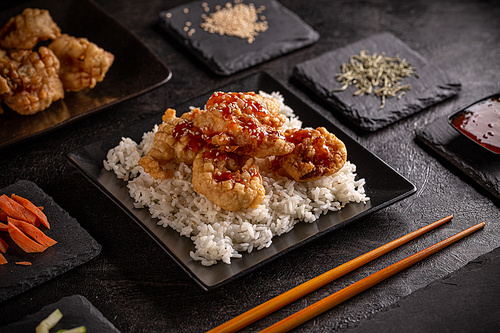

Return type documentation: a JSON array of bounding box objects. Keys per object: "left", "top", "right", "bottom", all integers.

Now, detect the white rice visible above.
[{"left": 104, "top": 91, "right": 369, "bottom": 266}]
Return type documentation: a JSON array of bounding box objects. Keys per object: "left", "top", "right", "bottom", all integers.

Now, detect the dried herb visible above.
[{"left": 333, "top": 50, "right": 418, "bottom": 108}]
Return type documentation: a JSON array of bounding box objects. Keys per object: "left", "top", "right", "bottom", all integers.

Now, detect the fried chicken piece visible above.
[
  {"left": 141, "top": 108, "right": 207, "bottom": 173},
  {"left": 138, "top": 155, "right": 173, "bottom": 180},
  {"left": 48, "top": 34, "right": 114, "bottom": 92},
  {"left": 193, "top": 92, "right": 294, "bottom": 158},
  {"left": 0, "top": 8, "right": 61, "bottom": 50},
  {"left": 192, "top": 147, "right": 265, "bottom": 211},
  {"left": 0, "top": 47, "right": 64, "bottom": 115},
  {"left": 275, "top": 127, "right": 347, "bottom": 182}
]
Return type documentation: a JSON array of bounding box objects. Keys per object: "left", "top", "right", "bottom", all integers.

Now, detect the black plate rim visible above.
[{"left": 65, "top": 71, "right": 416, "bottom": 290}]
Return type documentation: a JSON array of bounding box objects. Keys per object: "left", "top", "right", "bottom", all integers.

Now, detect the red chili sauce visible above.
[
  {"left": 286, "top": 129, "right": 333, "bottom": 166},
  {"left": 172, "top": 120, "right": 206, "bottom": 152},
  {"left": 451, "top": 95, "right": 500, "bottom": 154}
]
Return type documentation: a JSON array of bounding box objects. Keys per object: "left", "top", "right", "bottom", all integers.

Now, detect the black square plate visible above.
[
  {"left": 293, "top": 32, "right": 461, "bottom": 132},
  {"left": 0, "top": 0, "right": 172, "bottom": 150},
  {"left": 159, "top": 0, "right": 319, "bottom": 75},
  {"left": 0, "top": 181, "right": 102, "bottom": 302},
  {"left": 66, "top": 72, "right": 416, "bottom": 290}
]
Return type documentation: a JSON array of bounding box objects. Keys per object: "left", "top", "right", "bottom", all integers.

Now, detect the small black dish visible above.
[{"left": 448, "top": 93, "right": 500, "bottom": 155}]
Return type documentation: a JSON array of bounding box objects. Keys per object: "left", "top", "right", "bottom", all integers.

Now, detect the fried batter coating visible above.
[
  {"left": 141, "top": 108, "right": 207, "bottom": 172},
  {"left": 276, "top": 127, "right": 347, "bottom": 182},
  {"left": 0, "top": 47, "right": 64, "bottom": 115},
  {"left": 192, "top": 147, "right": 265, "bottom": 211},
  {"left": 48, "top": 34, "right": 114, "bottom": 92},
  {"left": 138, "top": 155, "right": 173, "bottom": 180},
  {"left": 0, "top": 8, "right": 61, "bottom": 50},
  {"left": 193, "top": 92, "right": 294, "bottom": 158}
]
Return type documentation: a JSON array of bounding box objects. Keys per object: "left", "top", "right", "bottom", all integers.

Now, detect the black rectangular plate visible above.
[
  {"left": 66, "top": 72, "right": 416, "bottom": 290},
  {"left": 159, "top": 0, "right": 319, "bottom": 75},
  {"left": 0, "top": 295, "right": 120, "bottom": 333},
  {"left": 293, "top": 32, "right": 461, "bottom": 132},
  {"left": 0, "top": 181, "right": 102, "bottom": 302},
  {"left": 0, "top": 0, "right": 172, "bottom": 151}
]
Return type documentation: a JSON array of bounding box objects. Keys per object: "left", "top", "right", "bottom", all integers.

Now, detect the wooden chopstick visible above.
[
  {"left": 260, "top": 221, "right": 485, "bottom": 333},
  {"left": 207, "top": 215, "right": 453, "bottom": 333}
]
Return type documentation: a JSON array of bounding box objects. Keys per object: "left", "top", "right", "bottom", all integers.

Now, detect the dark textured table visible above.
[{"left": 1, "top": 0, "right": 499, "bottom": 332}]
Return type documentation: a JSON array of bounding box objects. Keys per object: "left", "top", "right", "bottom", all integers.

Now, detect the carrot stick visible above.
[
  {"left": 0, "top": 222, "right": 7, "bottom": 232},
  {"left": 8, "top": 222, "right": 48, "bottom": 253},
  {"left": 7, "top": 217, "right": 56, "bottom": 247},
  {"left": 16, "top": 261, "right": 32, "bottom": 266},
  {"left": 0, "top": 209, "right": 7, "bottom": 221},
  {"left": 0, "top": 195, "right": 37, "bottom": 226},
  {"left": 0, "top": 236, "right": 8, "bottom": 253},
  {"left": 0, "top": 253, "right": 7, "bottom": 265},
  {"left": 11, "top": 194, "right": 49, "bottom": 229}
]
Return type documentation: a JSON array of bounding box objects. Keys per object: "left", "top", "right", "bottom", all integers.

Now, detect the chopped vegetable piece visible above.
[
  {"left": 56, "top": 326, "right": 87, "bottom": 333},
  {"left": 16, "top": 261, "right": 32, "bottom": 266},
  {"left": 0, "top": 194, "right": 38, "bottom": 226},
  {"left": 0, "top": 253, "right": 6, "bottom": 265},
  {"left": 11, "top": 194, "right": 49, "bottom": 229},
  {"left": 0, "top": 222, "right": 7, "bottom": 232},
  {"left": 36, "top": 309, "right": 63, "bottom": 333},
  {"left": 0, "top": 236, "right": 8, "bottom": 253},
  {"left": 7, "top": 217, "right": 56, "bottom": 247},
  {"left": 8, "top": 222, "right": 48, "bottom": 253},
  {"left": 0, "top": 209, "right": 7, "bottom": 221}
]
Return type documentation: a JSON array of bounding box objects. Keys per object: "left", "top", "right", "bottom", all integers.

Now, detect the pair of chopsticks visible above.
[{"left": 207, "top": 215, "right": 485, "bottom": 333}]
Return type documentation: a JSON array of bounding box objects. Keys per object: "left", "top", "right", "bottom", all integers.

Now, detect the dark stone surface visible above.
[
  {"left": 0, "top": 181, "right": 102, "bottom": 303},
  {"left": 0, "top": 0, "right": 499, "bottom": 332},
  {"left": 0, "top": 295, "right": 120, "bottom": 333},
  {"left": 293, "top": 32, "right": 461, "bottom": 131}
]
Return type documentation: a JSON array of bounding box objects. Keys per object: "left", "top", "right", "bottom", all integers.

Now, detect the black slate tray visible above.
[
  {"left": 293, "top": 32, "right": 461, "bottom": 131},
  {"left": 0, "top": 294, "right": 120, "bottom": 333},
  {"left": 344, "top": 246, "right": 500, "bottom": 333},
  {"left": 0, "top": 181, "right": 102, "bottom": 302},
  {"left": 415, "top": 113, "right": 500, "bottom": 199},
  {"left": 159, "top": 0, "right": 319, "bottom": 75},
  {"left": 0, "top": 0, "right": 172, "bottom": 151},
  {"left": 66, "top": 71, "right": 416, "bottom": 290}
]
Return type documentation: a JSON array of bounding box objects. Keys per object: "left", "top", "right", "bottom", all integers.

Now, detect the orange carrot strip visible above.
[
  {"left": 0, "top": 209, "right": 7, "bottom": 221},
  {"left": 0, "top": 253, "right": 7, "bottom": 265},
  {"left": 0, "top": 195, "right": 38, "bottom": 226},
  {"left": 7, "top": 218, "right": 56, "bottom": 247},
  {"left": 0, "top": 222, "right": 7, "bottom": 232},
  {"left": 16, "top": 261, "right": 32, "bottom": 266},
  {"left": 0, "top": 236, "right": 8, "bottom": 253},
  {"left": 11, "top": 194, "right": 49, "bottom": 229},
  {"left": 8, "top": 222, "right": 48, "bottom": 253}
]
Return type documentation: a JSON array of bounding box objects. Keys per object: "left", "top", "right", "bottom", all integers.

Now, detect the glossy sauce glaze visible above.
[
  {"left": 451, "top": 95, "right": 500, "bottom": 153},
  {"left": 285, "top": 129, "right": 334, "bottom": 166},
  {"left": 202, "top": 148, "right": 259, "bottom": 183}
]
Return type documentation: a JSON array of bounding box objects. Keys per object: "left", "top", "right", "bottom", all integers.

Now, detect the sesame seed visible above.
[
  {"left": 183, "top": 8, "right": 189, "bottom": 13},
  {"left": 166, "top": 12, "right": 172, "bottom": 18}
]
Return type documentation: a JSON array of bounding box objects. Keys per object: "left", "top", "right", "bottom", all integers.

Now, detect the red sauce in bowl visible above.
[{"left": 450, "top": 95, "right": 500, "bottom": 154}]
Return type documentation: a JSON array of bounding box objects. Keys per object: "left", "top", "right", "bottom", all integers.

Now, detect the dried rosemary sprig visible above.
[{"left": 333, "top": 50, "right": 419, "bottom": 108}]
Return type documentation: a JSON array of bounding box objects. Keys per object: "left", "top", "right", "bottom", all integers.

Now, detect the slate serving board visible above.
[
  {"left": 0, "top": 294, "right": 120, "bottom": 333},
  {"left": 0, "top": 181, "right": 102, "bottom": 302},
  {"left": 415, "top": 112, "right": 500, "bottom": 199},
  {"left": 159, "top": 0, "right": 319, "bottom": 75},
  {"left": 293, "top": 32, "right": 461, "bottom": 131}
]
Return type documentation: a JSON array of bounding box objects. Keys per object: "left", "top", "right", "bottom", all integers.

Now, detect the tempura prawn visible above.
[{"left": 192, "top": 147, "right": 265, "bottom": 211}]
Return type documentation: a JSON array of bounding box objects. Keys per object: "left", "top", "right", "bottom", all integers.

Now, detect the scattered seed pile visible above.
[
  {"left": 200, "top": 1, "right": 268, "bottom": 43},
  {"left": 334, "top": 50, "right": 418, "bottom": 108}
]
